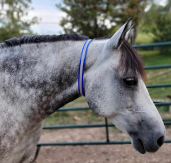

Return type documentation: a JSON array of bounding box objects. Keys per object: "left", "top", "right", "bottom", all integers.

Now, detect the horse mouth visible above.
[
  {"left": 131, "top": 134, "right": 165, "bottom": 154},
  {"left": 132, "top": 138, "right": 146, "bottom": 154}
]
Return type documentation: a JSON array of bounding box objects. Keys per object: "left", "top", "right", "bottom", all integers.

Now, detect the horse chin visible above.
[{"left": 131, "top": 138, "right": 146, "bottom": 154}]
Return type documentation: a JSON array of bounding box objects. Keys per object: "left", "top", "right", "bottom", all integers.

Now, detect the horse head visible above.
[{"left": 84, "top": 18, "right": 165, "bottom": 154}]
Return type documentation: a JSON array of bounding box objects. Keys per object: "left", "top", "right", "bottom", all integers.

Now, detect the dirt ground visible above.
[{"left": 32, "top": 127, "right": 171, "bottom": 163}]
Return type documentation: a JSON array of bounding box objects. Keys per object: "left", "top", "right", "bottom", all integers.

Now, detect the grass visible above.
[
  {"left": 44, "top": 110, "right": 104, "bottom": 126},
  {"left": 139, "top": 50, "right": 171, "bottom": 66},
  {"left": 43, "top": 36, "right": 171, "bottom": 126},
  {"left": 44, "top": 97, "right": 104, "bottom": 126},
  {"left": 139, "top": 49, "right": 171, "bottom": 100},
  {"left": 135, "top": 32, "right": 154, "bottom": 44}
]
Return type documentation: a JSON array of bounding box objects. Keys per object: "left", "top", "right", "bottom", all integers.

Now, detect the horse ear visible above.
[
  {"left": 107, "top": 18, "right": 133, "bottom": 49},
  {"left": 125, "top": 26, "right": 134, "bottom": 41}
]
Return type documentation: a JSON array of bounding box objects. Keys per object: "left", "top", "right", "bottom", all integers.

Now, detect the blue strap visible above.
[{"left": 78, "top": 39, "right": 93, "bottom": 96}]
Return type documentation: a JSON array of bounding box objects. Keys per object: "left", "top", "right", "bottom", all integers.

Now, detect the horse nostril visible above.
[{"left": 157, "top": 136, "right": 164, "bottom": 147}]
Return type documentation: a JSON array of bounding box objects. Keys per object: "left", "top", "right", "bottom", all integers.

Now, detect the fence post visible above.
[
  {"left": 30, "top": 145, "right": 41, "bottom": 163},
  {"left": 105, "top": 118, "right": 110, "bottom": 143}
]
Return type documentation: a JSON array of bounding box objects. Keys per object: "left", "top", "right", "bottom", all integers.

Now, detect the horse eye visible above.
[{"left": 123, "top": 78, "right": 137, "bottom": 86}]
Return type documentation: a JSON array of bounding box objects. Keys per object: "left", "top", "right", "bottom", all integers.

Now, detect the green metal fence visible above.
[{"left": 31, "top": 41, "right": 171, "bottom": 162}]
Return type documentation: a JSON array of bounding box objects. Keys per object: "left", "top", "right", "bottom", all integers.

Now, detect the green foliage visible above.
[
  {"left": 56, "top": 0, "right": 117, "bottom": 38},
  {"left": 0, "top": 0, "right": 38, "bottom": 42},
  {"left": 141, "top": 1, "right": 171, "bottom": 43},
  {"left": 56, "top": 0, "right": 148, "bottom": 39},
  {"left": 135, "top": 32, "right": 154, "bottom": 44}
]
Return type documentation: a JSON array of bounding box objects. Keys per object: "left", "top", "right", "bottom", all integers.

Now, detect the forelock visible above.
[{"left": 117, "top": 40, "right": 146, "bottom": 80}]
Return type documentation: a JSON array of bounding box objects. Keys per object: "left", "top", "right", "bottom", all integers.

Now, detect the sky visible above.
[
  {"left": 29, "top": 0, "right": 65, "bottom": 35},
  {"left": 29, "top": 0, "right": 168, "bottom": 35}
]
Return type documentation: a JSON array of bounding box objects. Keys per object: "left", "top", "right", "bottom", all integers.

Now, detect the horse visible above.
[{"left": 0, "top": 18, "right": 165, "bottom": 162}]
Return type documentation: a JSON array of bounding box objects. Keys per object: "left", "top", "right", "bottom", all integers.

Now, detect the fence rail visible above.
[
  {"left": 133, "top": 41, "right": 171, "bottom": 48},
  {"left": 31, "top": 41, "right": 171, "bottom": 162},
  {"left": 32, "top": 101, "right": 171, "bottom": 163},
  {"left": 145, "top": 64, "right": 171, "bottom": 70}
]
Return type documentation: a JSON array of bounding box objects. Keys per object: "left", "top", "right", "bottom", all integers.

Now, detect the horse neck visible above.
[
  {"left": 39, "top": 40, "right": 105, "bottom": 116},
  {"left": 41, "top": 41, "right": 87, "bottom": 111},
  {"left": 51, "top": 40, "right": 105, "bottom": 101},
  {"left": 13, "top": 40, "right": 104, "bottom": 118},
  {"left": 0, "top": 40, "right": 106, "bottom": 120}
]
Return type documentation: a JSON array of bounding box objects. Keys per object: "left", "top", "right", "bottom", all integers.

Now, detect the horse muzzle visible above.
[{"left": 130, "top": 132, "right": 165, "bottom": 154}]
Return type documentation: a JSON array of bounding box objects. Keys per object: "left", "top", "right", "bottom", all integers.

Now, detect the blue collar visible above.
[{"left": 78, "top": 39, "right": 93, "bottom": 96}]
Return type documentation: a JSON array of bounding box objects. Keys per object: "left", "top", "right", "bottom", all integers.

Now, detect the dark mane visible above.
[
  {"left": 0, "top": 33, "right": 89, "bottom": 48},
  {"left": 118, "top": 40, "right": 146, "bottom": 80}
]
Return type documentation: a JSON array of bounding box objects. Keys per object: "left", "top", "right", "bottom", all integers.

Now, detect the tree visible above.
[
  {"left": 0, "top": 0, "right": 38, "bottom": 42},
  {"left": 142, "top": 1, "right": 171, "bottom": 42},
  {"left": 56, "top": 0, "right": 148, "bottom": 42}
]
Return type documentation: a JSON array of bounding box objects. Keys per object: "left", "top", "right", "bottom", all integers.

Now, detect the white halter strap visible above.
[{"left": 78, "top": 39, "right": 93, "bottom": 96}]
